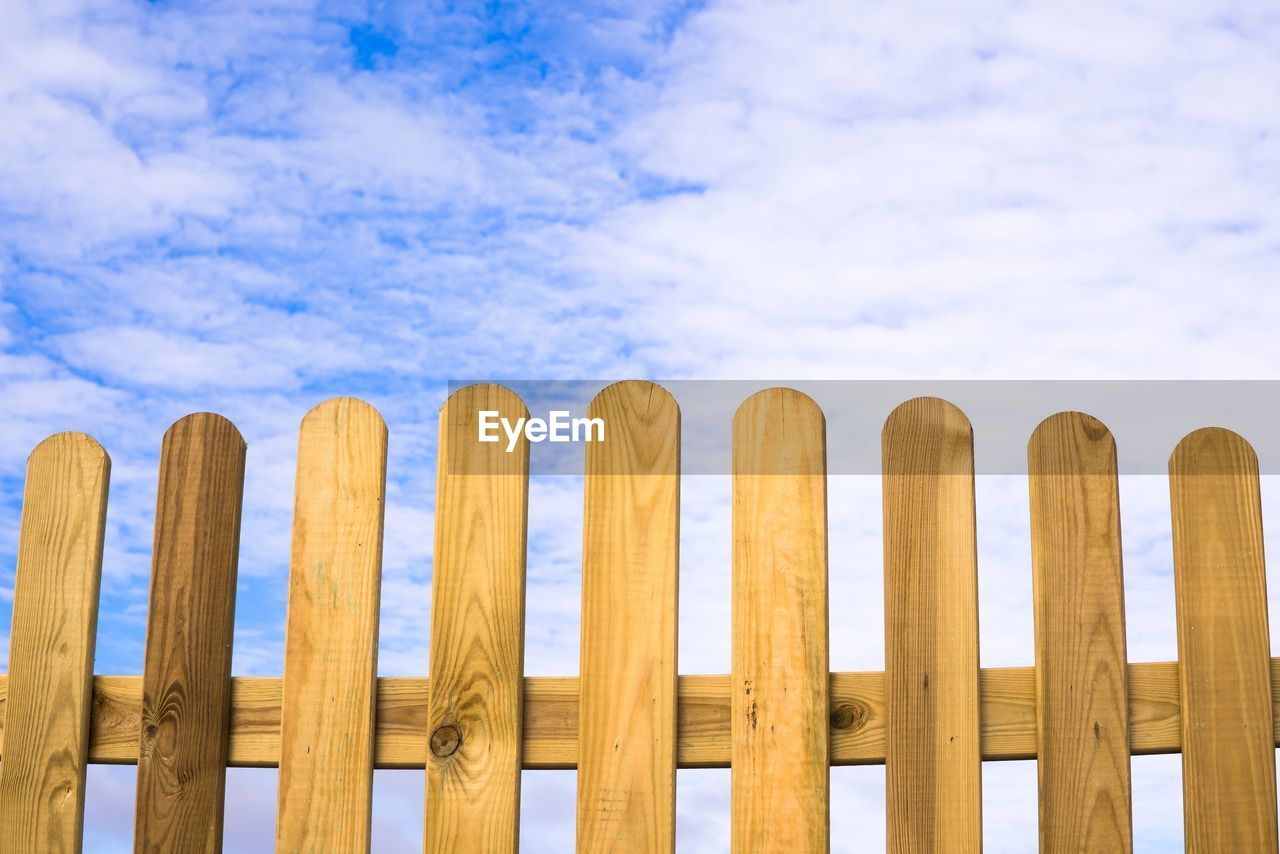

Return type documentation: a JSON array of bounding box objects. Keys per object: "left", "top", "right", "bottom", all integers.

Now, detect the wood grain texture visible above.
[
  {"left": 731, "top": 388, "right": 829, "bottom": 852},
  {"left": 276, "top": 398, "right": 387, "bottom": 853},
  {"left": 133, "top": 413, "right": 246, "bottom": 853},
  {"left": 7, "top": 661, "right": 1280, "bottom": 768},
  {"left": 1028, "top": 413, "right": 1132, "bottom": 853},
  {"left": 425, "top": 385, "right": 529, "bottom": 853},
  {"left": 577, "top": 381, "right": 679, "bottom": 853},
  {"left": 1169, "top": 427, "right": 1278, "bottom": 853},
  {"left": 0, "top": 433, "right": 110, "bottom": 854},
  {"left": 883, "top": 397, "right": 982, "bottom": 853}
]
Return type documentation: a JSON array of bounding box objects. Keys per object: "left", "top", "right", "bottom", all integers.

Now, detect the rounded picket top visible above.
[
  {"left": 1028, "top": 411, "right": 1116, "bottom": 477},
  {"left": 733, "top": 386, "right": 824, "bottom": 423},
  {"left": 439, "top": 384, "right": 531, "bottom": 476},
  {"left": 883, "top": 396, "right": 972, "bottom": 439},
  {"left": 301, "top": 396, "right": 387, "bottom": 437},
  {"left": 882, "top": 397, "right": 973, "bottom": 476},
  {"left": 440, "top": 382, "right": 530, "bottom": 421},
  {"left": 25, "top": 432, "right": 112, "bottom": 508},
  {"left": 162, "top": 411, "right": 247, "bottom": 451},
  {"left": 586, "top": 381, "right": 679, "bottom": 477},
  {"left": 28, "top": 430, "right": 110, "bottom": 468},
  {"left": 588, "top": 380, "right": 680, "bottom": 440},
  {"left": 1170, "top": 426, "right": 1259, "bottom": 477},
  {"left": 1031, "top": 410, "right": 1112, "bottom": 445},
  {"left": 588, "top": 379, "right": 679, "bottom": 418},
  {"left": 732, "top": 387, "right": 825, "bottom": 476}
]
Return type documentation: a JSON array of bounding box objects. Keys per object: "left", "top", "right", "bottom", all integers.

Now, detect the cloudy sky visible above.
[{"left": 1, "top": 0, "right": 1279, "bottom": 851}]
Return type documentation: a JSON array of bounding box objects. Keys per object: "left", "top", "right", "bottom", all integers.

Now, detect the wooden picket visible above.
[
  {"left": 0, "top": 384, "right": 1278, "bottom": 854},
  {"left": 276, "top": 398, "right": 387, "bottom": 851},
  {"left": 1028, "top": 413, "right": 1131, "bottom": 852},
  {"left": 0, "top": 433, "right": 109, "bottom": 852},
  {"left": 1170, "top": 428, "right": 1278, "bottom": 852},
  {"left": 731, "top": 389, "right": 829, "bottom": 851},
  {"left": 578, "top": 381, "right": 679, "bottom": 852},
  {"left": 883, "top": 398, "right": 981, "bottom": 852},
  {"left": 135, "top": 413, "right": 246, "bottom": 853},
  {"left": 426, "top": 385, "right": 528, "bottom": 852}
]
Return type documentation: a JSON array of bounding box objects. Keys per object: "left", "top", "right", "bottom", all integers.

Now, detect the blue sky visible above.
[{"left": 2, "top": 0, "right": 1280, "bottom": 851}]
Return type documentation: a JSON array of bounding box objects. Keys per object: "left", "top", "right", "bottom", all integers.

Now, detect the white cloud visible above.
[
  {"left": 54, "top": 327, "right": 298, "bottom": 389},
  {"left": 562, "top": 0, "right": 1280, "bottom": 379}
]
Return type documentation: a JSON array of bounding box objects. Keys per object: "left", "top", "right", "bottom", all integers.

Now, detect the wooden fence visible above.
[{"left": 0, "top": 380, "right": 1276, "bottom": 852}]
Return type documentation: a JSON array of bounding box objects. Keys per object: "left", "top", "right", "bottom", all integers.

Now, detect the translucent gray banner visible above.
[{"left": 446, "top": 381, "right": 1278, "bottom": 475}]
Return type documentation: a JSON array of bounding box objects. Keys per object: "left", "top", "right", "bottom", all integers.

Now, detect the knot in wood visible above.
[
  {"left": 830, "top": 702, "right": 867, "bottom": 731},
  {"left": 430, "top": 724, "right": 462, "bottom": 758}
]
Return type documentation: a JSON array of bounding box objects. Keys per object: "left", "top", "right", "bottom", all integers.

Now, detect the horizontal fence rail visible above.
[
  {"left": 0, "top": 381, "right": 1275, "bottom": 853},
  {"left": 8, "top": 663, "right": 1280, "bottom": 768}
]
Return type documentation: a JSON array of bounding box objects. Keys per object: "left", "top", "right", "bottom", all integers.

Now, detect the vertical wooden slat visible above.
[
  {"left": 731, "top": 387, "right": 828, "bottom": 852},
  {"left": 276, "top": 398, "right": 387, "bottom": 852},
  {"left": 1028, "top": 412, "right": 1132, "bottom": 853},
  {"left": 883, "top": 397, "right": 981, "bottom": 853},
  {"left": 425, "top": 385, "right": 529, "bottom": 852},
  {"left": 577, "top": 381, "right": 680, "bottom": 853},
  {"left": 1169, "top": 427, "right": 1277, "bottom": 852},
  {"left": 0, "top": 432, "right": 110, "bottom": 853},
  {"left": 134, "top": 413, "right": 246, "bottom": 853}
]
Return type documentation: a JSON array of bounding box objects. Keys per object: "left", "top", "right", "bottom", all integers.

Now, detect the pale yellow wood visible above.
[
  {"left": 7, "top": 394, "right": 1280, "bottom": 854},
  {"left": 0, "top": 433, "right": 109, "bottom": 854},
  {"left": 7, "top": 661, "right": 1280, "bottom": 769},
  {"left": 1170, "top": 428, "right": 1278, "bottom": 853},
  {"left": 577, "top": 381, "right": 679, "bottom": 853},
  {"left": 425, "top": 385, "right": 529, "bottom": 853},
  {"left": 276, "top": 398, "right": 387, "bottom": 853},
  {"left": 731, "top": 388, "right": 829, "bottom": 852},
  {"left": 1028, "top": 412, "right": 1132, "bottom": 853},
  {"left": 883, "top": 397, "right": 981, "bottom": 853}
]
